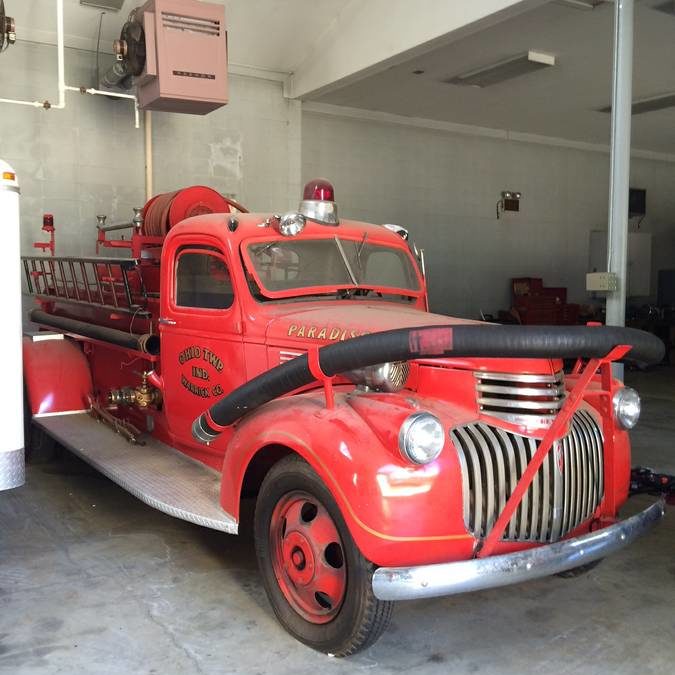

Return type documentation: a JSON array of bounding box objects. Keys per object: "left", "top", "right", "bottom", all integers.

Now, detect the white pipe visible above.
[
  {"left": 0, "top": 159, "right": 25, "bottom": 491},
  {"left": 64, "top": 85, "right": 140, "bottom": 128},
  {"left": 0, "top": 98, "right": 44, "bottom": 107},
  {"left": 54, "top": 0, "right": 65, "bottom": 109},
  {"left": 65, "top": 85, "right": 137, "bottom": 101},
  {"left": 144, "top": 110, "right": 153, "bottom": 200},
  {"left": 2, "top": 0, "right": 67, "bottom": 109},
  {"left": 0, "top": 0, "right": 139, "bottom": 126}
]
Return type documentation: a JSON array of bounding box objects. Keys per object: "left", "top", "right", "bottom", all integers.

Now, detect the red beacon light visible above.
[
  {"left": 42, "top": 213, "right": 55, "bottom": 232},
  {"left": 298, "top": 178, "right": 339, "bottom": 225},
  {"left": 303, "top": 178, "right": 334, "bottom": 202},
  {"left": 33, "top": 213, "right": 56, "bottom": 256}
]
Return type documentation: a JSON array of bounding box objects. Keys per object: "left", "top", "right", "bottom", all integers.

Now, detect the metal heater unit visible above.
[{"left": 115, "top": 0, "right": 228, "bottom": 114}]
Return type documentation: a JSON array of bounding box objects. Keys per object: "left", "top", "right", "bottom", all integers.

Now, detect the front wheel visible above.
[{"left": 254, "top": 456, "right": 393, "bottom": 656}]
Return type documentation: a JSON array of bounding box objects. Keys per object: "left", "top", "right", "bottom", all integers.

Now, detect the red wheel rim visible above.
[{"left": 269, "top": 491, "right": 347, "bottom": 624}]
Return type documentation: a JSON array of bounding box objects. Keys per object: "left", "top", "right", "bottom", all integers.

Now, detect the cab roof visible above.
[{"left": 166, "top": 212, "right": 409, "bottom": 248}]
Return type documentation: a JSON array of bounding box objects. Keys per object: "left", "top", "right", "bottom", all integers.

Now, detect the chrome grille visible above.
[
  {"left": 450, "top": 409, "right": 604, "bottom": 543},
  {"left": 475, "top": 370, "right": 566, "bottom": 426}
]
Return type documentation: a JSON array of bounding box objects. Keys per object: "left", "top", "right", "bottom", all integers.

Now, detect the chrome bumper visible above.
[{"left": 372, "top": 498, "right": 666, "bottom": 601}]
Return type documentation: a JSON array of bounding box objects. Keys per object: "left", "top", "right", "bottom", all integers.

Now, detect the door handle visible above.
[{"left": 158, "top": 317, "right": 176, "bottom": 326}]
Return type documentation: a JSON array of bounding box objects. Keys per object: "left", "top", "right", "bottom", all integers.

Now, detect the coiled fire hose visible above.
[
  {"left": 192, "top": 324, "right": 665, "bottom": 442},
  {"left": 141, "top": 186, "right": 249, "bottom": 237}
]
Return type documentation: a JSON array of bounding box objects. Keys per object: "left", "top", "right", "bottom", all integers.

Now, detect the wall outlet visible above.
[{"left": 586, "top": 272, "right": 619, "bottom": 292}]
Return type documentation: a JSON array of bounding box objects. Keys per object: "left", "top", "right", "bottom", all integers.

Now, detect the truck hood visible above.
[
  {"left": 264, "top": 302, "right": 478, "bottom": 344},
  {"left": 262, "top": 301, "right": 560, "bottom": 376}
]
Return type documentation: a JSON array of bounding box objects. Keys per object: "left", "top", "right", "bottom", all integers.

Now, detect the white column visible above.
[
  {"left": 605, "top": 0, "right": 634, "bottom": 379},
  {"left": 0, "top": 160, "right": 25, "bottom": 490}
]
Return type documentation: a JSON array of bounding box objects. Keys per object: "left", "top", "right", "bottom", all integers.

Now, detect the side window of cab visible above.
[{"left": 175, "top": 246, "right": 234, "bottom": 310}]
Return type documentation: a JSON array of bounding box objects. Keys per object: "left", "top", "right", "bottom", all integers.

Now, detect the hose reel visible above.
[{"left": 141, "top": 186, "right": 231, "bottom": 237}]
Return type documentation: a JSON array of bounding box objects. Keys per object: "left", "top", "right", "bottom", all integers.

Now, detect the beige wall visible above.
[
  {"left": 302, "top": 108, "right": 675, "bottom": 318},
  {"left": 1, "top": 42, "right": 301, "bottom": 258}
]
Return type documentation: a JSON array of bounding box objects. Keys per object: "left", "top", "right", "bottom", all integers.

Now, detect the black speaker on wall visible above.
[{"left": 629, "top": 188, "right": 646, "bottom": 217}]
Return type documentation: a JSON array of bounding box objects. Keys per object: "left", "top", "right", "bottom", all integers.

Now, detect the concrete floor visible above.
[{"left": 1, "top": 368, "right": 674, "bottom": 675}]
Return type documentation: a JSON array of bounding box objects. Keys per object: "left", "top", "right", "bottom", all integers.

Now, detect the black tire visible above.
[
  {"left": 254, "top": 455, "right": 393, "bottom": 656},
  {"left": 23, "top": 390, "right": 58, "bottom": 463},
  {"left": 556, "top": 559, "right": 603, "bottom": 578}
]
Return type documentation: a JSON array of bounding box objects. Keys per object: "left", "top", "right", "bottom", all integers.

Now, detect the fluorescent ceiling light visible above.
[
  {"left": 80, "top": 0, "right": 126, "bottom": 11},
  {"left": 599, "top": 92, "right": 675, "bottom": 115},
  {"left": 556, "top": 0, "right": 605, "bottom": 9},
  {"left": 652, "top": 1, "right": 675, "bottom": 17},
  {"left": 444, "top": 50, "right": 555, "bottom": 88}
]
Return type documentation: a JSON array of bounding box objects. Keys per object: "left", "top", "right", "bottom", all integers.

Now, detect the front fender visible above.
[{"left": 221, "top": 390, "right": 475, "bottom": 567}]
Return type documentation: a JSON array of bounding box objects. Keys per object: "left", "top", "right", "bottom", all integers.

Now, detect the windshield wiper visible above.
[
  {"left": 355, "top": 232, "right": 368, "bottom": 274},
  {"left": 253, "top": 242, "right": 276, "bottom": 258},
  {"left": 334, "top": 236, "right": 358, "bottom": 286}
]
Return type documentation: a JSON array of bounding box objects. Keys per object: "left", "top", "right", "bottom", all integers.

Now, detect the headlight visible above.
[
  {"left": 613, "top": 387, "right": 641, "bottom": 430},
  {"left": 399, "top": 412, "right": 445, "bottom": 465},
  {"left": 276, "top": 212, "right": 306, "bottom": 236},
  {"left": 345, "top": 361, "right": 409, "bottom": 392}
]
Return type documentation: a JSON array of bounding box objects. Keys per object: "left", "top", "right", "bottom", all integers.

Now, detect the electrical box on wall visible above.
[
  {"left": 629, "top": 188, "right": 646, "bottom": 218},
  {"left": 588, "top": 230, "right": 652, "bottom": 297},
  {"left": 115, "top": 0, "right": 228, "bottom": 115},
  {"left": 586, "top": 272, "right": 618, "bottom": 292}
]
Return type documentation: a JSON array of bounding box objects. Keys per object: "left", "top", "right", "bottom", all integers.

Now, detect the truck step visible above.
[{"left": 34, "top": 412, "right": 237, "bottom": 534}]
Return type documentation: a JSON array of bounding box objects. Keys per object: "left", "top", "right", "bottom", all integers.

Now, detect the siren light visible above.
[{"left": 298, "top": 178, "right": 338, "bottom": 225}]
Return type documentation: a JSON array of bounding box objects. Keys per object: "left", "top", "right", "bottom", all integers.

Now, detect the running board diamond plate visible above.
[{"left": 35, "top": 412, "right": 237, "bottom": 534}]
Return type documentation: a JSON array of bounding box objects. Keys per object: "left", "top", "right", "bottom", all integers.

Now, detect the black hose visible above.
[
  {"left": 192, "top": 324, "right": 664, "bottom": 441},
  {"left": 30, "top": 309, "right": 160, "bottom": 356}
]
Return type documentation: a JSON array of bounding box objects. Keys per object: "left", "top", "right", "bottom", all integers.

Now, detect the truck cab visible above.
[{"left": 157, "top": 206, "right": 430, "bottom": 460}]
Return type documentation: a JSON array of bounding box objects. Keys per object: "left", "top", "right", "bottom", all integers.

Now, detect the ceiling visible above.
[
  {"left": 7, "top": 1, "right": 675, "bottom": 152},
  {"left": 309, "top": 0, "right": 675, "bottom": 153},
  {"left": 7, "top": 0, "right": 347, "bottom": 74}
]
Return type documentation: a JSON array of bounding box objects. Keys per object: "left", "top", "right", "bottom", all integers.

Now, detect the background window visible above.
[{"left": 176, "top": 251, "right": 234, "bottom": 309}]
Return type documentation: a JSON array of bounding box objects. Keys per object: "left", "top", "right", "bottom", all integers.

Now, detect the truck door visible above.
[{"left": 159, "top": 235, "right": 245, "bottom": 450}]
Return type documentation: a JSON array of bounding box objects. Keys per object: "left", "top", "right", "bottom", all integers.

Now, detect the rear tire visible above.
[{"left": 254, "top": 455, "right": 393, "bottom": 656}]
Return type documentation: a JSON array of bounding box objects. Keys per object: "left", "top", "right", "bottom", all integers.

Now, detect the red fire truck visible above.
[{"left": 21, "top": 180, "right": 666, "bottom": 656}]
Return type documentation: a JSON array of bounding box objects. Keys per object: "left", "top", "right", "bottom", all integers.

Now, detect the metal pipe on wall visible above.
[
  {"left": 145, "top": 111, "right": 153, "bottom": 201},
  {"left": 605, "top": 0, "right": 634, "bottom": 379},
  {"left": 0, "top": 0, "right": 139, "bottom": 126},
  {"left": 0, "top": 97, "right": 45, "bottom": 107},
  {"left": 0, "top": 0, "right": 65, "bottom": 109},
  {"left": 55, "top": 0, "right": 65, "bottom": 108}
]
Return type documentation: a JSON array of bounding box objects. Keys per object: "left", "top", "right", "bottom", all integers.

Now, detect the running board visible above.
[{"left": 35, "top": 412, "right": 237, "bottom": 534}]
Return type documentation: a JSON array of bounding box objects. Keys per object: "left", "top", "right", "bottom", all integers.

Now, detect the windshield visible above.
[{"left": 246, "top": 236, "right": 420, "bottom": 297}]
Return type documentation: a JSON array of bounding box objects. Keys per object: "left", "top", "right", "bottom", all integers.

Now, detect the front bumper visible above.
[{"left": 372, "top": 498, "right": 666, "bottom": 601}]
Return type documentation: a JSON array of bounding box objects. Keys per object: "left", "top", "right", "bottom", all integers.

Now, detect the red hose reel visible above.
[{"left": 141, "top": 186, "right": 247, "bottom": 237}]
